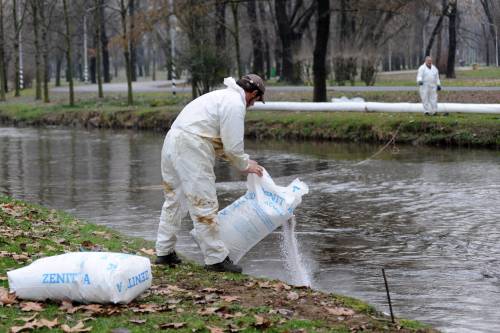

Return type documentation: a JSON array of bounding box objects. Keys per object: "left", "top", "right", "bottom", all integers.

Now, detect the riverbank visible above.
[
  {"left": 1, "top": 94, "right": 498, "bottom": 149},
  {"left": 0, "top": 196, "right": 435, "bottom": 332}
]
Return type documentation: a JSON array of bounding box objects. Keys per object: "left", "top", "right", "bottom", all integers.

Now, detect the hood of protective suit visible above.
[{"left": 223, "top": 77, "right": 246, "bottom": 105}]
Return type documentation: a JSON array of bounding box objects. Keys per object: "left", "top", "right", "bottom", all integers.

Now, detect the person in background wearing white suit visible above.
[
  {"left": 417, "top": 56, "right": 442, "bottom": 116},
  {"left": 155, "top": 74, "right": 265, "bottom": 273}
]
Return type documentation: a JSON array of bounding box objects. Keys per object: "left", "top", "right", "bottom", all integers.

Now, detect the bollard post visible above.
[{"left": 382, "top": 268, "right": 395, "bottom": 323}]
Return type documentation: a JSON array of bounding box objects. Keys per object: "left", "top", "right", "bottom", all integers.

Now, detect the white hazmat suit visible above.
[
  {"left": 155, "top": 77, "right": 250, "bottom": 265},
  {"left": 417, "top": 63, "right": 441, "bottom": 115}
]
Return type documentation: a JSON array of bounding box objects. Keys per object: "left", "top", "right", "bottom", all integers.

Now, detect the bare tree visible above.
[
  {"left": 246, "top": 0, "right": 264, "bottom": 77},
  {"left": 312, "top": 0, "right": 329, "bottom": 102},
  {"left": 0, "top": 0, "right": 6, "bottom": 101},
  {"left": 95, "top": 0, "right": 103, "bottom": 97},
  {"left": 119, "top": 0, "right": 133, "bottom": 105},
  {"left": 274, "top": 0, "right": 316, "bottom": 83},
  {"left": 480, "top": 0, "right": 498, "bottom": 66},
  {"left": 62, "top": 0, "right": 74, "bottom": 106},
  {"left": 446, "top": 0, "right": 457, "bottom": 78},
  {"left": 30, "top": 0, "right": 42, "bottom": 100},
  {"left": 13, "top": 0, "right": 28, "bottom": 97}
]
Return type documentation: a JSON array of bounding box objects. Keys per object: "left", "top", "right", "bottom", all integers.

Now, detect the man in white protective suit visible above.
[
  {"left": 155, "top": 74, "right": 265, "bottom": 273},
  {"left": 417, "top": 56, "right": 442, "bottom": 116}
]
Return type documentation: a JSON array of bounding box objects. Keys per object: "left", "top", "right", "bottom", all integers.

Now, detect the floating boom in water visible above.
[{"left": 250, "top": 101, "right": 500, "bottom": 114}]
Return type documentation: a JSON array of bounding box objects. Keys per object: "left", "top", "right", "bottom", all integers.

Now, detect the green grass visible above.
[{"left": 0, "top": 196, "right": 437, "bottom": 332}]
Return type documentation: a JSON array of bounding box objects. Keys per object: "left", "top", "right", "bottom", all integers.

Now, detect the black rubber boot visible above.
[
  {"left": 155, "top": 252, "right": 182, "bottom": 267},
  {"left": 205, "top": 256, "right": 242, "bottom": 273}
]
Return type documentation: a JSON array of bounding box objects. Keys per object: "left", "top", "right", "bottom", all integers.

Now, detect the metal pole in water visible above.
[{"left": 382, "top": 268, "right": 395, "bottom": 323}]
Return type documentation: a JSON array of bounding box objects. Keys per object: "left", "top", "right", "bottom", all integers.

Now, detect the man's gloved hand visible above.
[
  {"left": 244, "top": 160, "right": 264, "bottom": 177},
  {"left": 437, "top": 85, "right": 442, "bottom": 91},
  {"left": 418, "top": 81, "right": 423, "bottom": 86}
]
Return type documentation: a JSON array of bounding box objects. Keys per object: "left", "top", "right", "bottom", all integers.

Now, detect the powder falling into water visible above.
[{"left": 281, "top": 216, "right": 312, "bottom": 286}]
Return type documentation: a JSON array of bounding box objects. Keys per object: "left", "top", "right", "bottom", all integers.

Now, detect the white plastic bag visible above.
[
  {"left": 204, "top": 170, "right": 308, "bottom": 263},
  {"left": 8, "top": 252, "right": 151, "bottom": 304}
]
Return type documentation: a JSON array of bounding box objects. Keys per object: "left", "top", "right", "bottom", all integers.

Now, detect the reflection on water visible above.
[{"left": 1, "top": 126, "right": 499, "bottom": 333}]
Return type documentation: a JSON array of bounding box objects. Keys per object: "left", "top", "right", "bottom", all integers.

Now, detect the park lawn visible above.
[{"left": 0, "top": 196, "right": 436, "bottom": 333}]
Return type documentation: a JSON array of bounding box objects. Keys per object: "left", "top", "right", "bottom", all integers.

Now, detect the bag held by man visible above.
[
  {"left": 192, "top": 170, "right": 308, "bottom": 263},
  {"left": 8, "top": 252, "right": 151, "bottom": 304}
]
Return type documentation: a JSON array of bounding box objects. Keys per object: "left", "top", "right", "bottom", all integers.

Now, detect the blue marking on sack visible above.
[
  {"left": 293, "top": 185, "right": 301, "bottom": 192},
  {"left": 107, "top": 263, "right": 118, "bottom": 272},
  {"left": 127, "top": 270, "right": 150, "bottom": 289},
  {"left": 261, "top": 186, "right": 285, "bottom": 206},
  {"left": 116, "top": 282, "right": 123, "bottom": 293},
  {"left": 41, "top": 272, "right": 91, "bottom": 285}
]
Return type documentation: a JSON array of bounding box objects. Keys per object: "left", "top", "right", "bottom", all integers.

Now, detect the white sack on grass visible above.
[
  {"left": 192, "top": 170, "right": 308, "bottom": 263},
  {"left": 8, "top": 252, "right": 151, "bottom": 304}
]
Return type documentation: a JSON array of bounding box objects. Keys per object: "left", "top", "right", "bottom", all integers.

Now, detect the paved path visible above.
[{"left": 51, "top": 80, "right": 500, "bottom": 93}]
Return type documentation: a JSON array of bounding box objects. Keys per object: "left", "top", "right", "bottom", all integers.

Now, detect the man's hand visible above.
[
  {"left": 418, "top": 81, "right": 423, "bottom": 86},
  {"left": 437, "top": 85, "right": 442, "bottom": 91},
  {"left": 244, "top": 160, "right": 264, "bottom": 177}
]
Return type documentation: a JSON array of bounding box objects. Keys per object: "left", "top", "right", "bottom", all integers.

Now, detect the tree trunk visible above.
[
  {"left": 40, "top": 0, "right": 49, "bottom": 102},
  {"left": 446, "top": 1, "right": 457, "bottom": 78},
  {"left": 425, "top": 13, "right": 446, "bottom": 57},
  {"left": 0, "top": 1, "right": 5, "bottom": 101},
  {"left": 483, "top": 24, "right": 490, "bottom": 66},
  {"left": 480, "top": 0, "right": 498, "bottom": 66},
  {"left": 31, "top": 0, "right": 41, "bottom": 100},
  {"left": 247, "top": 0, "right": 264, "bottom": 77},
  {"left": 258, "top": 1, "right": 271, "bottom": 79},
  {"left": 230, "top": 2, "right": 242, "bottom": 77},
  {"left": 120, "top": 0, "right": 133, "bottom": 105},
  {"left": 313, "top": 0, "right": 330, "bottom": 102},
  {"left": 95, "top": 0, "right": 103, "bottom": 98},
  {"left": 55, "top": 55, "right": 62, "bottom": 87},
  {"left": 275, "top": 0, "right": 295, "bottom": 83},
  {"left": 62, "top": 0, "right": 74, "bottom": 106},
  {"left": 215, "top": 0, "right": 228, "bottom": 75},
  {"left": 129, "top": 0, "right": 137, "bottom": 82},
  {"left": 13, "top": 0, "right": 21, "bottom": 97},
  {"left": 100, "top": 0, "right": 111, "bottom": 82}
]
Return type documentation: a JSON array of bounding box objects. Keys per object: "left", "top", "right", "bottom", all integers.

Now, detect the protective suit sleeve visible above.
[
  {"left": 435, "top": 70, "right": 441, "bottom": 86},
  {"left": 220, "top": 102, "right": 249, "bottom": 171},
  {"left": 416, "top": 66, "right": 424, "bottom": 83}
]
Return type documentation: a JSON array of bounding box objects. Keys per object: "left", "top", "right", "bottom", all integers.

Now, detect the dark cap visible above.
[{"left": 240, "top": 74, "right": 265, "bottom": 103}]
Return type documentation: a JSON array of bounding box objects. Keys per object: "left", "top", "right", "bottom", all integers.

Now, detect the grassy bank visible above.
[
  {"left": 0, "top": 196, "right": 435, "bottom": 332},
  {"left": 0, "top": 93, "right": 498, "bottom": 149}
]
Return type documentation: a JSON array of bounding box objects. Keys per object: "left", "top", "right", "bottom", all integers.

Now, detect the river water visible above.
[{"left": 1, "top": 126, "right": 499, "bottom": 333}]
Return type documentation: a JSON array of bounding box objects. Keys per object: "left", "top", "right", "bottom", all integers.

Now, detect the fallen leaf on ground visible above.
[
  {"left": 61, "top": 321, "right": 92, "bottom": 332},
  {"left": 59, "top": 300, "right": 78, "bottom": 313},
  {"left": 258, "top": 281, "right": 272, "bottom": 289},
  {"left": 167, "top": 285, "right": 187, "bottom": 293},
  {"left": 221, "top": 296, "right": 240, "bottom": 303},
  {"left": 131, "top": 304, "right": 158, "bottom": 313},
  {"left": 140, "top": 248, "right": 155, "bottom": 256},
  {"left": 325, "top": 307, "right": 355, "bottom": 316},
  {"left": 207, "top": 326, "right": 224, "bottom": 333},
  {"left": 12, "top": 254, "right": 29, "bottom": 261},
  {"left": 129, "top": 319, "right": 146, "bottom": 324},
  {"left": 81, "top": 304, "right": 103, "bottom": 313},
  {"left": 159, "top": 322, "right": 186, "bottom": 329},
  {"left": 200, "top": 287, "right": 222, "bottom": 293},
  {"left": 33, "top": 318, "right": 59, "bottom": 329},
  {"left": 273, "top": 282, "right": 292, "bottom": 291},
  {"left": 17, "top": 314, "right": 37, "bottom": 322},
  {"left": 10, "top": 322, "right": 35, "bottom": 332},
  {"left": 197, "top": 307, "right": 220, "bottom": 315},
  {"left": 0, "top": 287, "right": 17, "bottom": 305},
  {"left": 286, "top": 291, "right": 299, "bottom": 301},
  {"left": 20, "top": 302, "right": 44, "bottom": 312},
  {"left": 253, "top": 315, "right": 272, "bottom": 328}
]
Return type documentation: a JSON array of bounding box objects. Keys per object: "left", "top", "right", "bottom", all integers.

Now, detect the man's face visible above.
[
  {"left": 425, "top": 58, "right": 433, "bottom": 67},
  {"left": 245, "top": 90, "right": 260, "bottom": 108}
]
